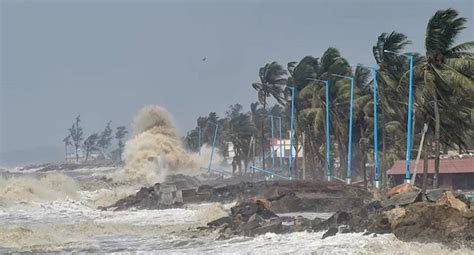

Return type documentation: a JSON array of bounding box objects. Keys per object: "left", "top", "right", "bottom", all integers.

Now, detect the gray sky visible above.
[{"left": 1, "top": 0, "right": 472, "bottom": 164}]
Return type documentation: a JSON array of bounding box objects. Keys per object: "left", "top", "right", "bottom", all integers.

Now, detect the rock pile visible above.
[{"left": 204, "top": 184, "right": 474, "bottom": 249}]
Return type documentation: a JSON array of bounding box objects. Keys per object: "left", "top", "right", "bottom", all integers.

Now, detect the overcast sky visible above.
[{"left": 1, "top": 0, "right": 472, "bottom": 164}]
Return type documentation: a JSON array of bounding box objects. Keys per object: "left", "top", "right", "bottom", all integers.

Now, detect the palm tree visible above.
[
  {"left": 293, "top": 48, "right": 353, "bottom": 179},
  {"left": 223, "top": 105, "right": 256, "bottom": 175},
  {"left": 420, "top": 8, "right": 474, "bottom": 188},
  {"left": 252, "top": 61, "right": 287, "bottom": 169},
  {"left": 373, "top": 31, "right": 425, "bottom": 186}
]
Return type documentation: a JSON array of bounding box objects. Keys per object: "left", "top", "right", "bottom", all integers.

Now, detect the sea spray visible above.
[
  {"left": 114, "top": 105, "right": 198, "bottom": 186},
  {"left": 0, "top": 174, "right": 78, "bottom": 206}
]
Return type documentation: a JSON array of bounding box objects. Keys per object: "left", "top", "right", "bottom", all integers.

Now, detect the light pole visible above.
[
  {"left": 384, "top": 50, "right": 414, "bottom": 184},
  {"left": 263, "top": 114, "right": 283, "bottom": 172},
  {"left": 306, "top": 78, "right": 332, "bottom": 181},
  {"left": 357, "top": 64, "right": 380, "bottom": 188},
  {"left": 288, "top": 86, "right": 296, "bottom": 179},
  {"left": 270, "top": 115, "right": 275, "bottom": 170},
  {"left": 208, "top": 121, "right": 219, "bottom": 173},
  {"left": 332, "top": 74, "right": 354, "bottom": 185}
]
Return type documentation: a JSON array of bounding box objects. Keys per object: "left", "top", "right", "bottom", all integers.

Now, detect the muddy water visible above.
[
  {"left": 0, "top": 197, "right": 469, "bottom": 254},
  {"left": 0, "top": 171, "right": 471, "bottom": 254}
]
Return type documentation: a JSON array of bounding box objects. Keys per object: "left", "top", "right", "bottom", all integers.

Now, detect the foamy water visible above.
[
  {"left": 0, "top": 167, "right": 472, "bottom": 254},
  {"left": 0, "top": 198, "right": 469, "bottom": 254},
  {"left": 0, "top": 105, "right": 471, "bottom": 253}
]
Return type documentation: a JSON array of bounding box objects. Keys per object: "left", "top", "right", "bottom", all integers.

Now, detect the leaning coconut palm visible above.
[
  {"left": 373, "top": 31, "right": 426, "bottom": 185},
  {"left": 295, "top": 48, "right": 353, "bottom": 179},
  {"left": 287, "top": 56, "right": 320, "bottom": 177},
  {"left": 419, "top": 8, "right": 474, "bottom": 188},
  {"left": 252, "top": 61, "right": 288, "bottom": 169},
  {"left": 224, "top": 107, "right": 256, "bottom": 175}
]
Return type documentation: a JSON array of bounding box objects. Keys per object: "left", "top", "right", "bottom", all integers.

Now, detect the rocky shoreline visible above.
[
  {"left": 100, "top": 176, "right": 473, "bottom": 250},
  {"left": 202, "top": 184, "right": 473, "bottom": 249}
]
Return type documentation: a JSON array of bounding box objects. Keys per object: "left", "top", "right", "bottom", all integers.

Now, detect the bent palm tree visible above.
[
  {"left": 252, "top": 62, "right": 287, "bottom": 169},
  {"left": 420, "top": 8, "right": 474, "bottom": 188}
]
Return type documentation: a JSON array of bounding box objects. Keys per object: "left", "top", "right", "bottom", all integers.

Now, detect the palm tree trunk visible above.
[
  {"left": 337, "top": 136, "right": 346, "bottom": 179},
  {"left": 433, "top": 89, "right": 441, "bottom": 188},
  {"left": 261, "top": 99, "right": 266, "bottom": 170},
  {"left": 381, "top": 104, "right": 387, "bottom": 188},
  {"left": 422, "top": 132, "right": 429, "bottom": 194}
]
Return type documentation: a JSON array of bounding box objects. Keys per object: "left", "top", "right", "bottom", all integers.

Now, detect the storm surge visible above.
[
  {"left": 113, "top": 105, "right": 198, "bottom": 186},
  {"left": 0, "top": 174, "right": 79, "bottom": 206}
]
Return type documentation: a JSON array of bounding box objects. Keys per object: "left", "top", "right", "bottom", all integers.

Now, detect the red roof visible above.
[{"left": 387, "top": 158, "right": 474, "bottom": 175}]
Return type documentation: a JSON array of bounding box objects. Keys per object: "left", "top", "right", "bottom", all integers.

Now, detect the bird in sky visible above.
[{"left": 202, "top": 57, "right": 207, "bottom": 61}]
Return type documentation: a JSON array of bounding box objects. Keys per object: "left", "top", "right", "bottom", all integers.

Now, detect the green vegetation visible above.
[
  {"left": 185, "top": 8, "right": 473, "bottom": 188},
  {"left": 64, "top": 117, "right": 128, "bottom": 163}
]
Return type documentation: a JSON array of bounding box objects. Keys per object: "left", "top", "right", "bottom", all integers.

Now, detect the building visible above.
[
  {"left": 270, "top": 137, "right": 303, "bottom": 159},
  {"left": 387, "top": 158, "right": 474, "bottom": 190}
]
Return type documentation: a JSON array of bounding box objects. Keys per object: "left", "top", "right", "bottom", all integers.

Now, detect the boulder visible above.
[
  {"left": 387, "top": 183, "right": 413, "bottom": 198},
  {"left": 382, "top": 190, "right": 422, "bottom": 209},
  {"left": 425, "top": 189, "right": 447, "bottom": 202},
  {"left": 250, "top": 219, "right": 284, "bottom": 236},
  {"left": 312, "top": 211, "right": 352, "bottom": 232},
  {"left": 322, "top": 227, "right": 338, "bottom": 239},
  {"left": 384, "top": 207, "right": 406, "bottom": 229},
  {"left": 391, "top": 202, "right": 471, "bottom": 247},
  {"left": 230, "top": 201, "right": 278, "bottom": 221},
  {"left": 436, "top": 191, "right": 468, "bottom": 213},
  {"left": 207, "top": 216, "right": 233, "bottom": 227},
  {"left": 237, "top": 213, "right": 265, "bottom": 235}
]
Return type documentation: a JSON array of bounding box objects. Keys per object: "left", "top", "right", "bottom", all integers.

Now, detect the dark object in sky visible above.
[{"left": 202, "top": 57, "right": 207, "bottom": 61}]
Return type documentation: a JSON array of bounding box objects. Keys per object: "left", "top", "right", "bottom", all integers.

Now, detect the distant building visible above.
[
  {"left": 270, "top": 137, "right": 303, "bottom": 159},
  {"left": 387, "top": 158, "right": 474, "bottom": 190}
]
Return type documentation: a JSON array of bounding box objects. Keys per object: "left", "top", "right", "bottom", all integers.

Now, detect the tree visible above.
[
  {"left": 62, "top": 135, "right": 72, "bottom": 160},
  {"left": 373, "top": 31, "right": 424, "bottom": 186},
  {"left": 97, "top": 121, "right": 113, "bottom": 158},
  {"left": 115, "top": 126, "right": 128, "bottom": 162},
  {"left": 419, "top": 8, "right": 474, "bottom": 188},
  {"left": 252, "top": 61, "right": 287, "bottom": 169},
  {"left": 68, "top": 115, "right": 84, "bottom": 162},
  {"left": 222, "top": 104, "right": 256, "bottom": 175},
  {"left": 83, "top": 133, "right": 99, "bottom": 161}
]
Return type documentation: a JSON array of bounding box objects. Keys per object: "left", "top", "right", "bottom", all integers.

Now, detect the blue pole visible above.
[
  {"left": 324, "top": 80, "right": 331, "bottom": 181},
  {"left": 278, "top": 116, "right": 283, "bottom": 173},
  {"left": 288, "top": 87, "right": 295, "bottom": 179},
  {"left": 347, "top": 77, "right": 354, "bottom": 184},
  {"left": 270, "top": 115, "right": 275, "bottom": 170},
  {"left": 306, "top": 78, "right": 332, "bottom": 181},
  {"left": 208, "top": 122, "right": 218, "bottom": 172},
  {"left": 405, "top": 56, "right": 414, "bottom": 183},
  {"left": 372, "top": 67, "right": 380, "bottom": 188}
]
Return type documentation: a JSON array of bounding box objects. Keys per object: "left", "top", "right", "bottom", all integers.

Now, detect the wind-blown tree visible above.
[
  {"left": 222, "top": 104, "right": 256, "bottom": 175},
  {"left": 288, "top": 56, "right": 321, "bottom": 178},
  {"left": 63, "top": 135, "right": 72, "bottom": 160},
  {"left": 252, "top": 61, "right": 287, "bottom": 169},
  {"left": 373, "top": 31, "right": 425, "bottom": 185},
  {"left": 83, "top": 133, "right": 99, "bottom": 161},
  {"left": 115, "top": 126, "right": 128, "bottom": 162},
  {"left": 97, "top": 121, "right": 113, "bottom": 158},
  {"left": 352, "top": 65, "right": 372, "bottom": 187},
  {"left": 295, "top": 48, "right": 353, "bottom": 179},
  {"left": 419, "top": 8, "right": 474, "bottom": 188},
  {"left": 68, "top": 115, "right": 84, "bottom": 162}
]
